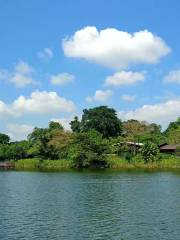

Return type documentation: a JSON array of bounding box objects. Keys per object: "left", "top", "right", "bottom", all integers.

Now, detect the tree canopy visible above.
[
  {"left": 0, "top": 133, "right": 10, "bottom": 144},
  {"left": 164, "top": 118, "right": 180, "bottom": 144},
  {"left": 71, "top": 106, "right": 122, "bottom": 138},
  {"left": 122, "top": 119, "right": 165, "bottom": 144}
]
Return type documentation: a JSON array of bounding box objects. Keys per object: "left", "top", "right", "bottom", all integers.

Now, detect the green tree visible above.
[
  {"left": 28, "top": 127, "right": 51, "bottom": 158},
  {"left": 141, "top": 142, "right": 159, "bottom": 163},
  {"left": 70, "top": 116, "right": 81, "bottom": 133},
  {"left": 0, "top": 140, "right": 29, "bottom": 161},
  {"left": 49, "top": 121, "right": 64, "bottom": 131},
  {"left": 0, "top": 133, "right": 10, "bottom": 144},
  {"left": 164, "top": 117, "right": 180, "bottom": 144},
  {"left": 69, "top": 130, "right": 108, "bottom": 168},
  {"left": 81, "top": 106, "right": 122, "bottom": 138},
  {"left": 48, "top": 129, "right": 74, "bottom": 159},
  {"left": 28, "top": 122, "right": 72, "bottom": 159},
  {"left": 122, "top": 119, "right": 164, "bottom": 145}
]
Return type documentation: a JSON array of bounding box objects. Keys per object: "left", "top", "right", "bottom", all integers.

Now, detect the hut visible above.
[
  {"left": 117, "top": 141, "right": 144, "bottom": 153},
  {"left": 159, "top": 143, "right": 180, "bottom": 154}
]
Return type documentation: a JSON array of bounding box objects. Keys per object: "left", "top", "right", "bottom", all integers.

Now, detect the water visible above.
[{"left": 0, "top": 170, "right": 180, "bottom": 240}]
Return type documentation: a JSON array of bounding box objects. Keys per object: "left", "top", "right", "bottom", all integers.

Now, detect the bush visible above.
[
  {"left": 141, "top": 142, "right": 159, "bottom": 163},
  {"left": 69, "top": 130, "right": 108, "bottom": 168}
]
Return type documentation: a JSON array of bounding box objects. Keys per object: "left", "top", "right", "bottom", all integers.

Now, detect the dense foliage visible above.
[
  {"left": 164, "top": 118, "right": 180, "bottom": 144},
  {"left": 0, "top": 106, "right": 179, "bottom": 168},
  {"left": 122, "top": 119, "right": 166, "bottom": 145},
  {"left": 69, "top": 130, "right": 108, "bottom": 168},
  {"left": 71, "top": 106, "right": 122, "bottom": 138},
  {"left": 141, "top": 142, "right": 160, "bottom": 163}
]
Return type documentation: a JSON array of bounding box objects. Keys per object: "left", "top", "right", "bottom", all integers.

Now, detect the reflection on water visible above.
[{"left": 0, "top": 170, "right": 180, "bottom": 240}]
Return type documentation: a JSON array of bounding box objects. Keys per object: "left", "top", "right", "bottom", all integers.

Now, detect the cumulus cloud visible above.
[
  {"left": 0, "top": 60, "right": 37, "bottom": 88},
  {"left": 63, "top": 26, "right": 170, "bottom": 69},
  {"left": 0, "top": 90, "right": 76, "bottom": 117},
  {"left": 164, "top": 69, "right": 180, "bottom": 84},
  {"left": 7, "top": 123, "right": 34, "bottom": 141},
  {"left": 50, "top": 72, "right": 75, "bottom": 85},
  {"left": 86, "top": 90, "right": 113, "bottom": 102},
  {"left": 38, "top": 48, "right": 53, "bottom": 60},
  {"left": 121, "top": 94, "right": 136, "bottom": 102},
  {"left": 105, "top": 71, "right": 145, "bottom": 86},
  {"left": 118, "top": 98, "right": 180, "bottom": 129},
  {"left": 15, "top": 61, "right": 33, "bottom": 74},
  {"left": 11, "top": 74, "right": 35, "bottom": 88},
  {"left": 0, "top": 100, "right": 10, "bottom": 115}
]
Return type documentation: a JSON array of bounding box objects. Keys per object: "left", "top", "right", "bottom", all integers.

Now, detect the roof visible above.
[
  {"left": 159, "top": 144, "right": 180, "bottom": 150},
  {"left": 119, "top": 141, "right": 144, "bottom": 146}
]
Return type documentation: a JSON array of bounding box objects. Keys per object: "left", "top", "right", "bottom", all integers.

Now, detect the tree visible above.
[
  {"left": 164, "top": 117, "right": 180, "bottom": 144},
  {"left": 28, "top": 122, "right": 72, "bottom": 159},
  {"left": 28, "top": 127, "right": 51, "bottom": 158},
  {"left": 49, "top": 121, "right": 64, "bottom": 131},
  {"left": 81, "top": 106, "right": 122, "bottom": 138},
  {"left": 70, "top": 116, "right": 81, "bottom": 133},
  {"left": 141, "top": 142, "right": 159, "bottom": 163},
  {"left": 122, "top": 120, "right": 164, "bottom": 145},
  {"left": 0, "top": 133, "right": 10, "bottom": 144},
  {"left": 48, "top": 130, "right": 74, "bottom": 159},
  {"left": 0, "top": 140, "right": 30, "bottom": 161},
  {"left": 69, "top": 130, "right": 108, "bottom": 168}
]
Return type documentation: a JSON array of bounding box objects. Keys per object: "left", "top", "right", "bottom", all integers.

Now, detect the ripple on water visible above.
[{"left": 0, "top": 170, "right": 180, "bottom": 240}]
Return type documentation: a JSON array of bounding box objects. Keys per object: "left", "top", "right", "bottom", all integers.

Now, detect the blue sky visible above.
[{"left": 0, "top": 0, "right": 180, "bottom": 140}]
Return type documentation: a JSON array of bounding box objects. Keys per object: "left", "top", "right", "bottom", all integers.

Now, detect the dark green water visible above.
[{"left": 0, "top": 170, "right": 180, "bottom": 240}]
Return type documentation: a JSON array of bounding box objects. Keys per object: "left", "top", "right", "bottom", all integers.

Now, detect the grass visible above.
[
  {"left": 14, "top": 158, "right": 40, "bottom": 171},
  {"left": 14, "top": 158, "right": 72, "bottom": 171},
  {"left": 106, "top": 154, "right": 180, "bottom": 169},
  {"left": 13, "top": 154, "right": 180, "bottom": 171}
]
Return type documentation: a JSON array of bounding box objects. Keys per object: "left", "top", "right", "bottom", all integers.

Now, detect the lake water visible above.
[{"left": 0, "top": 170, "right": 180, "bottom": 240}]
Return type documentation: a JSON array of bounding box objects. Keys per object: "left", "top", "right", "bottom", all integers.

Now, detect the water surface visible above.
[{"left": 0, "top": 170, "right": 180, "bottom": 240}]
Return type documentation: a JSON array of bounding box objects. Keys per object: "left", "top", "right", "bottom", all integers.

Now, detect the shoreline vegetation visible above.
[
  {"left": 13, "top": 154, "right": 180, "bottom": 171},
  {"left": 1, "top": 106, "right": 180, "bottom": 172}
]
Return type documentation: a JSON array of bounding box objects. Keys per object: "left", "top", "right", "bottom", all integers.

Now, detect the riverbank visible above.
[
  {"left": 107, "top": 154, "right": 180, "bottom": 169},
  {"left": 12, "top": 154, "right": 180, "bottom": 171}
]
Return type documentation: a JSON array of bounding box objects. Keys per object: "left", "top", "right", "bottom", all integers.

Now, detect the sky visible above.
[{"left": 0, "top": 0, "right": 180, "bottom": 140}]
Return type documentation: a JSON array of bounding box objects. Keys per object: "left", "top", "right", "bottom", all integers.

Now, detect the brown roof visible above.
[{"left": 160, "top": 144, "right": 180, "bottom": 150}]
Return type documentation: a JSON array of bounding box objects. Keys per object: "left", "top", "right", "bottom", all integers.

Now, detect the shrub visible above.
[
  {"left": 141, "top": 142, "right": 159, "bottom": 163},
  {"left": 69, "top": 130, "right": 108, "bottom": 168}
]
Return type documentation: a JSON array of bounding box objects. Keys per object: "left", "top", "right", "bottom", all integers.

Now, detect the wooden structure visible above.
[
  {"left": 117, "top": 141, "right": 144, "bottom": 153},
  {"left": 159, "top": 143, "right": 180, "bottom": 154}
]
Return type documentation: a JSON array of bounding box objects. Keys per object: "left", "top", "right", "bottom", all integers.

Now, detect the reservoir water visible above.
[{"left": 0, "top": 170, "right": 180, "bottom": 240}]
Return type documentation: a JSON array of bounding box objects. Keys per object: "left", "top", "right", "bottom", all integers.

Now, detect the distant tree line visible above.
[{"left": 0, "top": 106, "right": 179, "bottom": 167}]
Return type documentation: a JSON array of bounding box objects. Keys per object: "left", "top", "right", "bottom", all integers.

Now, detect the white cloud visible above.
[
  {"left": 63, "top": 26, "right": 170, "bottom": 69},
  {"left": 0, "top": 90, "right": 76, "bottom": 117},
  {"left": 38, "top": 48, "right": 53, "bottom": 60},
  {"left": 118, "top": 99, "right": 180, "bottom": 129},
  {"left": 50, "top": 72, "right": 75, "bottom": 85},
  {"left": 7, "top": 123, "right": 34, "bottom": 141},
  {"left": 105, "top": 71, "right": 145, "bottom": 86},
  {"left": 0, "top": 100, "right": 10, "bottom": 115},
  {"left": 15, "top": 61, "right": 34, "bottom": 74},
  {"left": 164, "top": 69, "right": 180, "bottom": 84},
  {"left": 86, "top": 90, "right": 113, "bottom": 102},
  {"left": 0, "top": 60, "right": 37, "bottom": 88},
  {"left": 121, "top": 94, "right": 136, "bottom": 102},
  {"left": 11, "top": 74, "right": 35, "bottom": 88},
  {"left": 12, "top": 61, "right": 37, "bottom": 88}
]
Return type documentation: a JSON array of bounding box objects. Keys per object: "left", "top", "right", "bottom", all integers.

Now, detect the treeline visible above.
[{"left": 0, "top": 106, "right": 180, "bottom": 168}]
